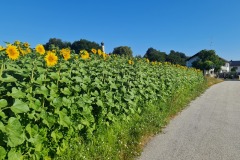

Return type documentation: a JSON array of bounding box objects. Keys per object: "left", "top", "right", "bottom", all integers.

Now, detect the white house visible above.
[
  {"left": 186, "top": 53, "right": 229, "bottom": 76},
  {"left": 229, "top": 60, "right": 240, "bottom": 73},
  {"left": 220, "top": 62, "right": 230, "bottom": 73}
]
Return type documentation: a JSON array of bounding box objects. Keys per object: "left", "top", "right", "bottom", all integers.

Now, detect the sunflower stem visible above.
[
  {"left": 57, "top": 65, "right": 61, "bottom": 86},
  {"left": 30, "top": 60, "right": 36, "bottom": 94},
  {"left": 42, "top": 68, "right": 48, "bottom": 108},
  {"left": 0, "top": 61, "right": 4, "bottom": 79}
]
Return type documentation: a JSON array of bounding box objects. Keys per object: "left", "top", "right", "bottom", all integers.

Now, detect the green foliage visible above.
[
  {"left": 192, "top": 49, "right": 225, "bottom": 71},
  {"left": 0, "top": 44, "right": 205, "bottom": 159},
  {"left": 231, "top": 67, "right": 237, "bottom": 72},
  {"left": 112, "top": 46, "right": 133, "bottom": 57},
  {"left": 44, "top": 38, "right": 71, "bottom": 50},
  {"left": 166, "top": 50, "right": 187, "bottom": 66},
  {"left": 144, "top": 47, "right": 167, "bottom": 62},
  {"left": 71, "top": 39, "right": 101, "bottom": 54},
  {"left": 57, "top": 78, "right": 207, "bottom": 160}
]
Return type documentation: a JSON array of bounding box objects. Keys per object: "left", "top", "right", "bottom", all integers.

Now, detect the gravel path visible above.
[{"left": 138, "top": 81, "right": 240, "bottom": 160}]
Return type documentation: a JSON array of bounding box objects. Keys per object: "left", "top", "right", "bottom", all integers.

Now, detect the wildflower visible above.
[
  {"left": 75, "top": 55, "right": 78, "bottom": 59},
  {"left": 36, "top": 44, "right": 45, "bottom": 55},
  {"left": 146, "top": 59, "right": 149, "bottom": 63},
  {"left": 45, "top": 51, "right": 58, "bottom": 67},
  {"left": 91, "top": 48, "right": 97, "bottom": 54},
  {"left": 6, "top": 45, "right": 20, "bottom": 60},
  {"left": 60, "top": 48, "right": 71, "bottom": 61},
  {"left": 80, "top": 50, "right": 90, "bottom": 59}
]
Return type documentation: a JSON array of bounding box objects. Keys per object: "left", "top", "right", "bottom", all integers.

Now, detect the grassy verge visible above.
[
  {"left": 205, "top": 76, "right": 224, "bottom": 87},
  {"left": 57, "top": 77, "right": 223, "bottom": 160}
]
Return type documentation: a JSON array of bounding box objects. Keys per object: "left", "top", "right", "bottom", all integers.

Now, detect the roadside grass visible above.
[
  {"left": 56, "top": 79, "right": 212, "bottom": 160},
  {"left": 205, "top": 76, "right": 224, "bottom": 87}
]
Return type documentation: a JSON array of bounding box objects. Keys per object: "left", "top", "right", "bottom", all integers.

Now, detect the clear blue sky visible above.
[{"left": 1, "top": 0, "right": 240, "bottom": 60}]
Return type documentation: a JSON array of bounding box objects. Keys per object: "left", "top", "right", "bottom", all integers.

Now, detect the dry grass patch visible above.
[{"left": 205, "top": 76, "right": 224, "bottom": 87}]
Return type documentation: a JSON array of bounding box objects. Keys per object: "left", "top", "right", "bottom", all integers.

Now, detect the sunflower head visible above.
[
  {"left": 102, "top": 53, "right": 108, "bottom": 60},
  {"left": 20, "top": 48, "right": 31, "bottom": 56},
  {"left": 6, "top": 45, "right": 20, "bottom": 60},
  {"left": 128, "top": 60, "right": 134, "bottom": 65},
  {"left": 23, "top": 42, "right": 30, "bottom": 48},
  {"left": 91, "top": 48, "right": 97, "bottom": 54},
  {"left": 151, "top": 61, "right": 157, "bottom": 65},
  {"left": 60, "top": 48, "right": 71, "bottom": 61},
  {"left": 97, "top": 49, "right": 102, "bottom": 56},
  {"left": 80, "top": 50, "right": 90, "bottom": 60},
  {"left": 36, "top": 44, "right": 45, "bottom": 55},
  {"left": 14, "top": 40, "right": 21, "bottom": 46},
  {"left": 45, "top": 51, "right": 58, "bottom": 67}
]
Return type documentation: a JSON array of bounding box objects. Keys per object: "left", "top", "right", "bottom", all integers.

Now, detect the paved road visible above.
[{"left": 138, "top": 81, "right": 240, "bottom": 160}]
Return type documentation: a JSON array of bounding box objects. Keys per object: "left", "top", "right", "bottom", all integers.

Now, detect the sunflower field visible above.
[{"left": 0, "top": 41, "right": 205, "bottom": 159}]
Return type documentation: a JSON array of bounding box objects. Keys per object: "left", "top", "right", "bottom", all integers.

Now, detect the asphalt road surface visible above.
[{"left": 138, "top": 81, "right": 240, "bottom": 160}]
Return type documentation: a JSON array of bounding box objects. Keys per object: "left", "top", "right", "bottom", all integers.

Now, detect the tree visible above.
[
  {"left": 44, "top": 38, "right": 71, "bottom": 50},
  {"left": 135, "top": 55, "right": 142, "bottom": 58},
  {"left": 192, "top": 49, "right": 225, "bottom": 72},
  {"left": 144, "top": 47, "right": 167, "bottom": 62},
  {"left": 112, "top": 46, "right": 133, "bottom": 57},
  {"left": 166, "top": 50, "right": 187, "bottom": 66},
  {"left": 71, "top": 39, "right": 101, "bottom": 54}
]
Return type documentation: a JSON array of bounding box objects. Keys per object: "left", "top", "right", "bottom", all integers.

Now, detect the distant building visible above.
[
  {"left": 229, "top": 60, "right": 240, "bottom": 73},
  {"left": 186, "top": 53, "right": 230, "bottom": 76}
]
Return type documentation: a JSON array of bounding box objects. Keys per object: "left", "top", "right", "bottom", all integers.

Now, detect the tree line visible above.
[
  {"left": 43, "top": 38, "right": 225, "bottom": 71},
  {"left": 43, "top": 38, "right": 189, "bottom": 66}
]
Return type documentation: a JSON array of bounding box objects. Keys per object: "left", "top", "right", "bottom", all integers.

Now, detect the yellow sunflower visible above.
[
  {"left": 151, "top": 61, "right": 157, "bottom": 65},
  {"left": 97, "top": 49, "right": 102, "bottom": 56},
  {"left": 6, "top": 45, "right": 20, "bottom": 60},
  {"left": 26, "top": 48, "right": 32, "bottom": 54},
  {"left": 80, "top": 50, "right": 90, "bottom": 59},
  {"left": 60, "top": 48, "right": 71, "bottom": 61},
  {"left": 35, "top": 44, "right": 45, "bottom": 55},
  {"left": 20, "top": 48, "right": 31, "bottom": 56},
  {"left": 102, "top": 52, "right": 108, "bottom": 60},
  {"left": 128, "top": 60, "right": 134, "bottom": 65},
  {"left": 91, "top": 48, "right": 97, "bottom": 54},
  {"left": 23, "top": 42, "right": 30, "bottom": 48},
  {"left": 19, "top": 48, "right": 26, "bottom": 56},
  {"left": 14, "top": 40, "right": 20, "bottom": 46},
  {"left": 45, "top": 51, "right": 58, "bottom": 67}
]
